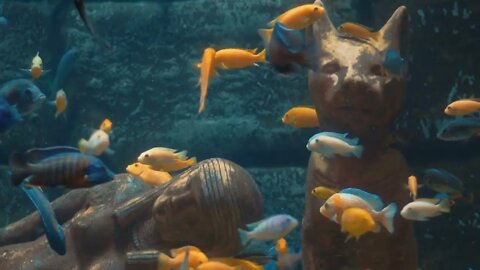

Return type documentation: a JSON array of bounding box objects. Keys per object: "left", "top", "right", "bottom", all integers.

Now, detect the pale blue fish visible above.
[
  {"left": 272, "top": 22, "right": 306, "bottom": 54},
  {"left": 51, "top": 48, "right": 80, "bottom": 93},
  {"left": 238, "top": 214, "right": 298, "bottom": 246},
  {"left": 340, "top": 188, "right": 384, "bottom": 211},
  {"left": 436, "top": 117, "right": 480, "bottom": 141},
  {"left": 306, "top": 132, "right": 363, "bottom": 158},
  {"left": 383, "top": 48, "right": 405, "bottom": 76},
  {"left": 21, "top": 183, "right": 66, "bottom": 255}
]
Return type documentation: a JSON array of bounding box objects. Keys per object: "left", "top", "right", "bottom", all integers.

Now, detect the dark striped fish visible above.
[{"left": 9, "top": 146, "right": 115, "bottom": 188}]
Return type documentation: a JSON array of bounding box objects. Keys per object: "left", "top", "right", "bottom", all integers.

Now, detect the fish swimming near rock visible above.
[
  {"left": 74, "top": 0, "right": 111, "bottom": 49},
  {"left": 311, "top": 185, "right": 338, "bottom": 200},
  {"left": 157, "top": 246, "right": 208, "bottom": 270},
  {"left": 338, "top": 22, "right": 379, "bottom": 42},
  {"left": 408, "top": 175, "right": 418, "bottom": 200},
  {"left": 137, "top": 147, "right": 196, "bottom": 172},
  {"left": 99, "top": 118, "right": 113, "bottom": 133},
  {"left": 126, "top": 162, "right": 172, "bottom": 186},
  {"left": 9, "top": 146, "right": 115, "bottom": 188},
  {"left": 282, "top": 106, "right": 319, "bottom": 128},
  {"left": 51, "top": 48, "right": 80, "bottom": 93},
  {"left": 0, "top": 96, "right": 22, "bottom": 132},
  {"left": 237, "top": 214, "right": 298, "bottom": 246},
  {"left": 214, "top": 48, "right": 267, "bottom": 69},
  {"left": 21, "top": 185, "right": 66, "bottom": 255},
  {"left": 0, "top": 79, "right": 46, "bottom": 115},
  {"left": 307, "top": 132, "right": 364, "bottom": 158},
  {"left": 198, "top": 47, "right": 216, "bottom": 114},
  {"left": 444, "top": 99, "right": 480, "bottom": 116},
  {"left": 400, "top": 198, "right": 450, "bottom": 221},
  {"left": 21, "top": 51, "right": 49, "bottom": 79},
  {"left": 49, "top": 89, "right": 67, "bottom": 118},
  {"left": 436, "top": 117, "right": 480, "bottom": 141}
]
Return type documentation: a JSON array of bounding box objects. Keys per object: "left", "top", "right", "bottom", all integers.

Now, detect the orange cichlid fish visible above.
[
  {"left": 198, "top": 48, "right": 216, "bottom": 114},
  {"left": 157, "top": 246, "right": 208, "bottom": 270},
  {"left": 311, "top": 186, "right": 338, "bottom": 200},
  {"left": 50, "top": 89, "right": 67, "bottom": 118},
  {"left": 340, "top": 207, "right": 378, "bottom": 241},
  {"left": 137, "top": 147, "right": 197, "bottom": 172},
  {"left": 408, "top": 175, "right": 418, "bottom": 200},
  {"left": 282, "top": 107, "right": 319, "bottom": 128},
  {"left": 197, "top": 261, "right": 240, "bottom": 270},
  {"left": 99, "top": 118, "right": 113, "bottom": 133},
  {"left": 338, "top": 22, "right": 379, "bottom": 42},
  {"left": 258, "top": 4, "right": 324, "bottom": 48},
  {"left": 25, "top": 52, "right": 49, "bottom": 79},
  {"left": 214, "top": 48, "right": 267, "bottom": 69},
  {"left": 276, "top": 238, "right": 288, "bottom": 255},
  {"left": 210, "top": 258, "right": 263, "bottom": 270},
  {"left": 78, "top": 129, "right": 110, "bottom": 156},
  {"left": 444, "top": 99, "right": 480, "bottom": 116},
  {"left": 126, "top": 162, "right": 172, "bottom": 186}
]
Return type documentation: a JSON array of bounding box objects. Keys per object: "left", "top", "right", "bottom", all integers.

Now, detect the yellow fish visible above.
[
  {"left": 50, "top": 89, "right": 67, "bottom": 118},
  {"left": 311, "top": 186, "right": 338, "bottom": 200},
  {"left": 99, "top": 118, "right": 113, "bottom": 133},
  {"left": 258, "top": 4, "right": 324, "bottom": 48},
  {"left": 282, "top": 107, "right": 319, "bottom": 128},
  {"left": 338, "top": 22, "right": 379, "bottom": 42},
  {"left": 198, "top": 48, "right": 216, "bottom": 114},
  {"left": 444, "top": 99, "right": 480, "bottom": 116},
  {"left": 210, "top": 258, "right": 263, "bottom": 270},
  {"left": 126, "top": 162, "right": 172, "bottom": 186},
  {"left": 157, "top": 246, "right": 208, "bottom": 270},
  {"left": 215, "top": 48, "right": 267, "bottom": 69},
  {"left": 340, "top": 207, "right": 378, "bottom": 241},
  {"left": 137, "top": 147, "right": 197, "bottom": 172},
  {"left": 276, "top": 238, "right": 288, "bottom": 255},
  {"left": 27, "top": 51, "right": 48, "bottom": 79},
  {"left": 197, "top": 261, "right": 240, "bottom": 270},
  {"left": 408, "top": 175, "right": 418, "bottom": 200}
]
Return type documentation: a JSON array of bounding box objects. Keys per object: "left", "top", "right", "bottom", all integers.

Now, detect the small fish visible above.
[
  {"left": 197, "top": 261, "right": 240, "bottom": 270},
  {"left": 306, "top": 132, "right": 364, "bottom": 158},
  {"left": 408, "top": 175, "right": 418, "bottom": 200},
  {"left": 320, "top": 188, "right": 397, "bottom": 233},
  {"left": 282, "top": 107, "right": 319, "bottom": 128},
  {"left": 383, "top": 48, "right": 405, "bottom": 76},
  {"left": 198, "top": 48, "right": 216, "bottom": 113},
  {"left": 0, "top": 79, "right": 46, "bottom": 115},
  {"left": 274, "top": 238, "right": 301, "bottom": 270},
  {"left": 74, "top": 0, "right": 110, "bottom": 49},
  {"left": 267, "top": 4, "right": 324, "bottom": 30},
  {"left": 276, "top": 238, "right": 288, "bottom": 255},
  {"left": 51, "top": 48, "right": 80, "bottom": 93},
  {"left": 78, "top": 129, "right": 111, "bottom": 156},
  {"left": 423, "top": 168, "right": 463, "bottom": 196},
  {"left": 21, "top": 185, "right": 66, "bottom": 255},
  {"left": 126, "top": 162, "right": 172, "bottom": 186},
  {"left": 0, "top": 97, "right": 22, "bottom": 132},
  {"left": 9, "top": 146, "right": 115, "bottom": 188},
  {"left": 444, "top": 99, "right": 480, "bottom": 116},
  {"left": 214, "top": 48, "right": 267, "bottom": 69},
  {"left": 311, "top": 186, "right": 338, "bottom": 200},
  {"left": 137, "top": 147, "right": 196, "bottom": 172},
  {"left": 436, "top": 117, "right": 480, "bottom": 141},
  {"left": 23, "top": 52, "right": 49, "bottom": 79},
  {"left": 99, "top": 118, "right": 113, "bottom": 133},
  {"left": 157, "top": 246, "right": 208, "bottom": 270},
  {"left": 237, "top": 214, "right": 298, "bottom": 246},
  {"left": 340, "top": 207, "right": 378, "bottom": 241},
  {"left": 49, "top": 89, "right": 67, "bottom": 118},
  {"left": 210, "top": 258, "right": 262, "bottom": 270},
  {"left": 338, "top": 22, "right": 379, "bottom": 42},
  {"left": 400, "top": 199, "right": 450, "bottom": 221}
]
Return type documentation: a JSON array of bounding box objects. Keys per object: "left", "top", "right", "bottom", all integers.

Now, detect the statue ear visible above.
[
  {"left": 378, "top": 6, "right": 409, "bottom": 53},
  {"left": 311, "top": 0, "right": 337, "bottom": 39}
]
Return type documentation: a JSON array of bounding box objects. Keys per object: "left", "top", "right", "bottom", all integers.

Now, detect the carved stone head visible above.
[{"left": 308, "top": 0, "right": 408, "bottom": 153}]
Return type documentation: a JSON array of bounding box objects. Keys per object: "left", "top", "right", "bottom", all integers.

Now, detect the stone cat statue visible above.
[{"left": 298, "top": 1, "right": 418, "bottom": 269}]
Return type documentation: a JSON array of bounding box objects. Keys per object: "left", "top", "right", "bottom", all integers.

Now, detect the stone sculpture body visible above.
[
  {"left": 0, "top": 158, "right": 264, "bottom": 270},
  {"left": 299, "top": 1, "right": 418, "bottom": 269}
]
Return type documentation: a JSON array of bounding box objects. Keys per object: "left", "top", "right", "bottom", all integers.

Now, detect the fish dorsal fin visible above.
[
  {"left": 26, "top": 146, "right": 80, "bottom": 162},
  {"left": 170, "top": 246, "right": 201, "bottom": 257},
  {"left": 317, "top": 132, "right": 359, "bottom": 145},
  {"left": 246, "top": 218, "right": 267, "bottom": 230},
  {"left": 414, "top": 198, "right": 439, "bottom": 204},
  {"left": 154, "top": 147, "right": 178, "bottom": 153},
  {"left": 340, "top": 188, "right": 384, "bottom": 211}
]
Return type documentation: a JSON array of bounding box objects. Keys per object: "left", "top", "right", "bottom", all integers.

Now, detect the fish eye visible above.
[
  {"left": 321, "top": 61, "right": 340, "bottom": 74},
  {"left": 370, "top": 64, "right": 385, "bottom": 76},
  {"left": 447, "top": 106, "right": 452, "bottom": 111},
  {"left": 315, "top": 138, "right": 319, "bottom": 142},
  {"left": 134, "top": 164, "right": 138, "bottom": 167},
  {"left": 145, "top": 154, "right": 149, "bottom": 158},
  {"left": 324, "top": 203, "right": 329, "bottom": 208},
  {"left": 313, "top": 7, "right": 319, "bottom": 11}
]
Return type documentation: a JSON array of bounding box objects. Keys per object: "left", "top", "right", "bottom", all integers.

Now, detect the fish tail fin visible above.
[
  {"left": 78, "top": 139, "right": 89, "bottom": 153},
  {"left": 9, "top": 152, "right": 31, "bottom": 186},
  {"left": 198, "top": 98, "right": 205, "bottom": 114},
  {"left": 237, "top": 228, "right": 251, "bottom": 246},
  {"left": 256, "top": 49, "right": 267, "bottom": 63},
  {"left": 379, "top": 203, "right": 397, "bottom": 234},
  {"left": 176, "top": 150, "right": 188, "bottom": 160},
  {"left": 438, "top": 199, "right": 451, "bottom": 213},
  {"left": 187, "top": 157, "right": 197, "bottom": 165},
  {"left": 258, "top": 28, "right": 273, "bottom": 49},
  {"left": 353, "top": 145, "right": 364, "bottom": 158}
]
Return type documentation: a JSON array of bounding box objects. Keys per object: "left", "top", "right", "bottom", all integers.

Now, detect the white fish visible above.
[
  {"left": 400, "top": 199, "right": 450, "bottom": 221},
  {"left": 306, "top": 131, "right": 363, "bottom": 158},
  {"left": 78, "top": 129, "right": 111, "bottom": 156},
  {"left": 237, "top": 214, "right": 298, "bottom": 246}
]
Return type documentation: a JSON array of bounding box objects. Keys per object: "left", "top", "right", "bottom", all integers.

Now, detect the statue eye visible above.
[
  {"left": 322, "top": 61, "right": 340, "bottom": 74},
  {"left": 370, "top": 64, "right": 385, "bottom": 76}
]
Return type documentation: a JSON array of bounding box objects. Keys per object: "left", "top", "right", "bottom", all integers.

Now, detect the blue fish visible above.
[
  {"left": 9, "top": 146, "right": 115, "bottom": 188},
  {"left": 51, "top": 48, "right": 80, "bottom": 93},
  {"left": 383, "top": 48, "right": 405, "bottom": 76},
  {"left": 272, "top": 22, "right": 306, "bottom": 54},
  {"left": 340, "top": 188, "right": 384, "bottom": 211},
  {"left": 423, "top": 168, "right": 463, "bottom": 194},
  {"left": 306, "top": 132, "right": 363, "bottom": 158},
  {"left": 436, "top": 117, "right": 480, "bottom": 141},
  {"left": 0, "top": 79, "right": 46, "bottom": 115},
  {"left": 0, "top": 97, "right": 22, "bottom": 132},
  {"left": 21, "top": 184, "right": 66, "bottom": 255}
]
